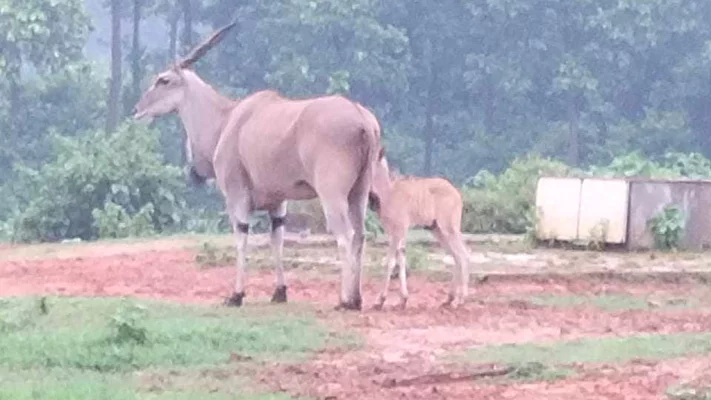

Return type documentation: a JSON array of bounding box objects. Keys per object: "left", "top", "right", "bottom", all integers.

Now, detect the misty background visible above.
[{"left": 3, "top": 0, "right": 711, "bottom": 243}]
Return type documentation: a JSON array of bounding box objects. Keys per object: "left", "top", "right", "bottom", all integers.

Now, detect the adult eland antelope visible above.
[
  {"left": 369, "top": 149, "right": 470, "bottom": 309},
  {"left": 132, "top": 21, "right": 381, "bottom": 311}
]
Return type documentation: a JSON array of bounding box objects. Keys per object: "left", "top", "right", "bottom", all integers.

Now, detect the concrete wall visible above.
[
  {"left": 627, "top": 180, "right": 711, "bottom": 251},
  {"left": 577, "top": 178, "right": 629, "bottom": 244},
  {"left": 535, "top": 177, "right": 583, "bottom": 241},
  {"left": 535, "top": 177, "right": 629, "bottom": 244},
  {"left": 536, "top": 176, "right": 711, "bottom": 249}
]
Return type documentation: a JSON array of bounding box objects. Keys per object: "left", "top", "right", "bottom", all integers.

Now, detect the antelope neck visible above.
[{"left": 177, "top": 70, "right": 235, "bottom": 165}]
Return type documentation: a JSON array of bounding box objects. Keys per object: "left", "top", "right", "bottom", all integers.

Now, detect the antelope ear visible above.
[
  {"left": 377, "top": 147, "right": 385, "bottom": 161},
  {"left": 171, "top": 65, "right": 187, "bottom": 82}
]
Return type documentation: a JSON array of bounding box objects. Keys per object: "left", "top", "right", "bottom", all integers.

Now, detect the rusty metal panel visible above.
[
  {"left": 535, "top": 177, "right": 582, "bottom": 241},
  {"left": 577, "top": 178, "right": 629, "bottom": 244},
  {"left": 628, "top": 181, "right": 711, "bottom": 250}
]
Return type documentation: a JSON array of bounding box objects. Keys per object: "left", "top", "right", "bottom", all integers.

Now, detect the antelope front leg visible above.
[{"left": 269, "top": 202, "right": 288, "bottom": 303}]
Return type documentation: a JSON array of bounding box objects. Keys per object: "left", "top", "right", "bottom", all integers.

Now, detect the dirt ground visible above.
[{"left": 2, "top": 233, "right": 711, "bottom": 399}]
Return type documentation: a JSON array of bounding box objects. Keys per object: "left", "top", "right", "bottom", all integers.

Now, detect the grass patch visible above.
[
  {"left": 666, "top": 384, "right": 711, "bottom": 400},
  {"left": 0, "top": 369, "right": 134, "bottom": 400},
  {"left": 0, "top": 296, "right": 347, "bottom": 372},
  {"left": 0, "top": 368, "right": 301, "bottom": 400},
  {"left": 526, "top": 293, "right": 697, "bottom": 311},
  {"left": 0, "top": 296, "right": 331, "bottom": 398},
  {"left": 528, "top": 293, "right": 651, "bottom": 311},
  {"left": 406, "top": 244, "right": 430, "bottom": 272},
  {"left": 462, "top": 331, "right": 711, "bottom": 368}
]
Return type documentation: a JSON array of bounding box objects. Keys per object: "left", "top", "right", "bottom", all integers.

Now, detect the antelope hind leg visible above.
[
  {"left": 269, "top": 203, "right": 288, "bottom": 303},
  {"left": 374, "top": 244, "right": 398, "bottom": 310},
  {"left": 395, "top": 244, "right": 409, "bottom": 310},
  {"left": 324, "top": 206, "right": 361, "bottom": 311},
  {"left": 435, "top": 230, "right": 463, "bottom": 309},
  {"left": 447, "top": 232, "right": 471, "bottom": 307}
]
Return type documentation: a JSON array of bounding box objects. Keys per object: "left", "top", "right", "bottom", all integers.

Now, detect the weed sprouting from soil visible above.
[{"left": 194, "top": 241, "right": 235, "bottom": 267}]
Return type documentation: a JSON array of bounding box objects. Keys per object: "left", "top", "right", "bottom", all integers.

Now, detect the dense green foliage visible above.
[
  {"left": 461, "top": 154, "right": 572, "bottom": 234},
  {"left": 3, "top": 0, "right": 711, "bottom": 241},
  {"left": 9, "top": 122, "right": 185, "bottom": 242},
  {"left": 648, "top": 205, "right": 687, "bottom": 250}
]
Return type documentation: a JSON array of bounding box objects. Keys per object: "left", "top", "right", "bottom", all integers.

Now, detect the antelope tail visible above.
[
  {"left": 361, "top": 126, "right": 380, "bottom": 212},
  {"left": 368, "top": 192, "right": 381, "bottom": 213}
]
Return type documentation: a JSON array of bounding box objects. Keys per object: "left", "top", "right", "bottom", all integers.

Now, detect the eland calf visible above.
[
  {"left": 132, "top": 21, "right": 381, "bottom": 311},
  {"left": 369, "top": 149, "right": 470, "bottom": 309}
]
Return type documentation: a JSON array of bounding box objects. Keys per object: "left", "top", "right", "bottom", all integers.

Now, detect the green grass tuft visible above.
[
  {"left": 525, "top": 293, "right": 698, "bottom": 312},
  {"left": 527, "top": 293, "right": 651, "bottom": 311},
  {"left": 462, "top": 331, "right": 711, "bottom": 367}
]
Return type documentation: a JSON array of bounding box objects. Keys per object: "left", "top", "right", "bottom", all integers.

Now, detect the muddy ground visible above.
[{"left": 2, "top": 233, "right": 711, "bottom": 399}]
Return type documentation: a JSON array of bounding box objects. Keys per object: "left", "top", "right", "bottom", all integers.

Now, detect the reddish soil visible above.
[
  {"left": 2, "top": 243, "right": 711, "bottom": 399},
  {"left": 256, "top": 353, "right": 711, "bottom": 400}
]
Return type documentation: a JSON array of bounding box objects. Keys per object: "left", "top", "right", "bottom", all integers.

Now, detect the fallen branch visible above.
[{"left": 380, "top": 366, "right": 514, "bottom": 388}]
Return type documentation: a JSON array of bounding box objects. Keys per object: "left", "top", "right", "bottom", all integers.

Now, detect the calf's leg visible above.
[
  {"left": 434, "top": 228, "right": 463, "bottom": 308},
  {"left": 395, "top": 239, "right": 409, "bottom": 309},
  {"left": 374, "top": 238, "right": 398, "bottom": 310}
]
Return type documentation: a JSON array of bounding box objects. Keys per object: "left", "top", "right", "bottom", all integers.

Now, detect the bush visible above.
[
  {"left": 92, "top": 201, "right": 155, "bottom": 239},
  {"left": 181, "top": 184, "right": 232, "bottom": 234},
  {"left": 587, "top": 151, "right": 711, "bottom": 179},
  {"left": 287, "top": 199, "right": 328, "bottom": 233},
  {"left": 9, "top": 122, "right": 186, "bottom": 242},
  {"left": 648, "top": 205, "right": 686, "bottom": 250},
  {"left": 461, "top": 154, "right": 571, "bottom": 234},
  {"left": 587, "top": 151, "right": 678, "bottom": 178}
]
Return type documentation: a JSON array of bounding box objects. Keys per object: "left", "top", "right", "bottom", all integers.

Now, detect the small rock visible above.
[
  {"left": 229, "top": 353, "right": 253, "bottom": 362},
  {"left": 319, "top": 383, "right": 342, "bottom": 394}
]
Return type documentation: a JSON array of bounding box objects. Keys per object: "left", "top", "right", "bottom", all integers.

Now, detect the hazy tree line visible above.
[{"left": 2, "top": 0, "right": 711, "bottom": 241}]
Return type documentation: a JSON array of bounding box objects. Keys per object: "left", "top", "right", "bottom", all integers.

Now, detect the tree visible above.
[
  {"left": 129, "top": 0, "right": 144, "bottom": 109},
  {"left": 180, "top": 0, "right": 193, "bottom": 52},
  {"left": 0, "top": 0, "right": 93, "bottom": 173},
  {"left": 106, "top": 0, "right": 123, "bottom": 132}
]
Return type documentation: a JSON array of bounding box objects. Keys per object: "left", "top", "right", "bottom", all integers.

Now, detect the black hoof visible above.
[
  {"left": 440, "top": 293, "right": 455, "bottom": 309},
  {"left": 335, "top": 295, "right": 363, "bottom": 311},
  {"left": 271, "top": 285, "right": 288, "bottom": 303},
  {"left": 224, "top": 292, "right": 245, "bottom": 307}
]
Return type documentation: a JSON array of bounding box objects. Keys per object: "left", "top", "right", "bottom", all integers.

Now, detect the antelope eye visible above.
[{"left": 156, "top": 77, "right": 169, "bottom": 86}]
